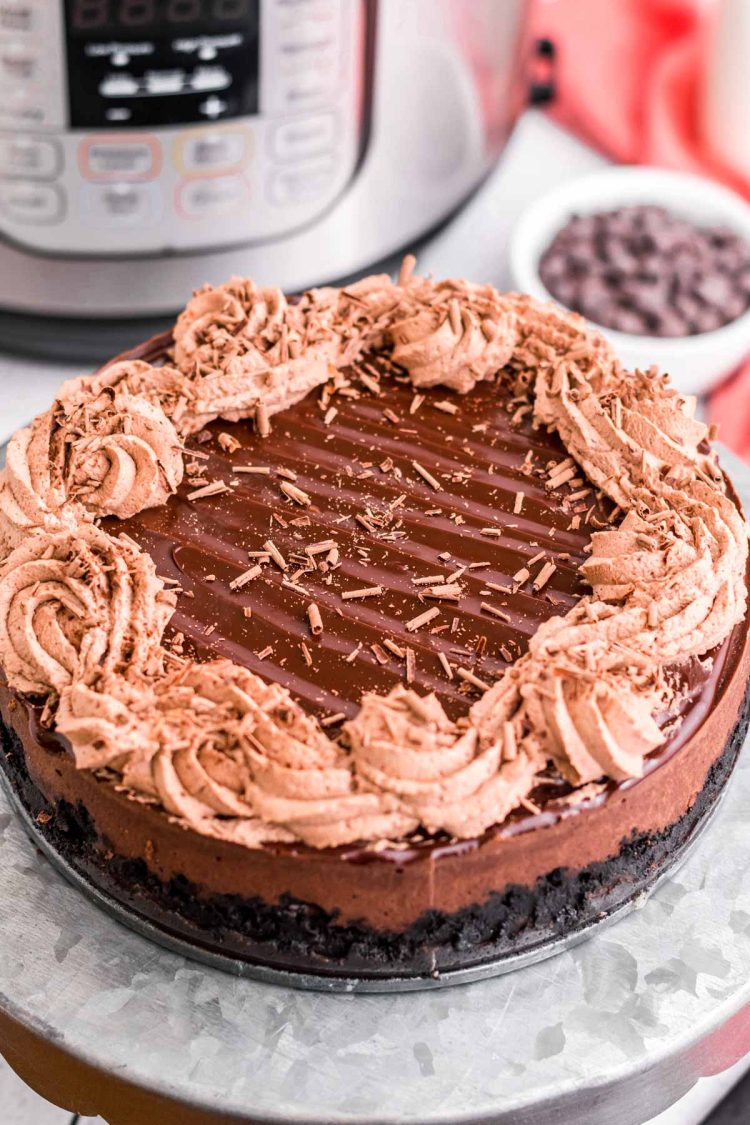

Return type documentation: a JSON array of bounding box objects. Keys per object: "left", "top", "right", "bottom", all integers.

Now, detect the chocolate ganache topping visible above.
[
  {"left": 114, "top": 359, "right": 610, "bottom": 722},
  {"left": 0, "top": 260, "right": 746, "bottom": 849}
]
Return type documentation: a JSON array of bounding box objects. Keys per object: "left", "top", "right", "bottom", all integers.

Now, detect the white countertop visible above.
[{"left": 0, "top": 110, "right": 745, "bottom": 1125}]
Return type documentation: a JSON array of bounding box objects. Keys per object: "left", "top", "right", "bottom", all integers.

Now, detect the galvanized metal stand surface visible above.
[{"left": 0, "top": 449, "right": 749, "bottom": 1125}]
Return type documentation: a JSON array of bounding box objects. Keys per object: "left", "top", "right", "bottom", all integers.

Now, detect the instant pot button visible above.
[
  {"left": 0, "top": 41, "right": 38, "bottom": 84},
  {"left": 277, "top": 67, "right": 339, "bottom": 110},
  {"left": 271, "top": 114, "right": 337, "bottom": 161},
  {"left": 0, "top": 0, "right": 50, "bottom": 34},
  {"left": 175, "top": 129, "right": 249, "bottom": 174},
  {"left": 0, "top": 2, "right": 34, "bottom": 32},
  {"left": 0, "top": 180, "right": 63, "bottom": 224},
  {"left": 100, "top": 74, "right": 139, "bottom": 98},
  {"left": 0, "top": 43, "right": 44, "bottom": 123},
  {"left": 80, "top": 137, "right": 160, "bottom": 181},
  {"left": 177, "top": 173, "right": 249, "bottom": 218},
  {"left": 269, "top": 159, "right": 335, "bottom": 206},
  {"left": 82, "top": 182, "right": 161, "bottom": 226},
  {"left": 0, "top": 135, "right": 61, "bottom": 179}
]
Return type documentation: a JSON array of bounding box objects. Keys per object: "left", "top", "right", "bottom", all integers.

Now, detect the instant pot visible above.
[{"left": 0, "top": 0, "right": 533, "bottom": 358}]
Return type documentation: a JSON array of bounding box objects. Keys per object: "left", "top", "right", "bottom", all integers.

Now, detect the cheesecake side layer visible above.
[
  {"left": 2, "top": 667, "right": 748, "bottom": 976},
  {"left": 2, "top": 615, "right": 747, "bottom": 936}
]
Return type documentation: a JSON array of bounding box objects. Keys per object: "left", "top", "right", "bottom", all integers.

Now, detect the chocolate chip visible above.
[
  {"left": 652, "top": 309, "right": 689, "bottom": 336},
  {"left": 724, "top": 292, "right": 748, "bottom": 321},
  {"left": 673, "top": 292, "right": 704, "bottom": 325},
  {"left": 695, "top": 273, "right": 734, "bottom": 308},
  {"left": 539, "top": 204, "right": 750, "bottom": 337},
  {"left": 709, "top": 224, "right": 738, "bottom": 247},
  {"left": 692, "top": 305, "right": 725, "bottom": 333},
  {"left": 609, "top": 308, "right": 649, "bottom": 334},
  {"left": 538, "top": 250, "right": 568, "bottom": 284}
]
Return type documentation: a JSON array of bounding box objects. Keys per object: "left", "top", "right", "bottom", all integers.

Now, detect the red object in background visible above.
[
  {"left": 532, "top": 0, "right": 750, "bottom": 458},
  {"left": 535, "top": 0, "right": 750, "bottom": 197},
  {"left": 707, "top": 364, "right": 750, "bottom": 456}
]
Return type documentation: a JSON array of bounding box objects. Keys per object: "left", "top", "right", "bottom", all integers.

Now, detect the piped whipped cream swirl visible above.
[
  {"left": 347, "top": 686, "right": 540, "bottom": 838},
  {"left": 388, "top": 279, "right": 517, "bottom": 393},
  {"left": 0, "top": 525, "right": 174, "bottom": 696},
  {"left": 0, "top": 377, "right": 184, "bottom": 550},
  {"left": 56, "top": 659, "right": 413, "bottom": 848}
]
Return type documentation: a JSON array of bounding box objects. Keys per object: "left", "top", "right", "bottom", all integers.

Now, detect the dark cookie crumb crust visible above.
[{"left": 2, "top": 677, "right": 749, "bottom": 982}]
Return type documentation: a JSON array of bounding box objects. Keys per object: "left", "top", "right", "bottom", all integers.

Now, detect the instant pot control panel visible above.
[{"left": 0, "top": 0, "right": 365, "bottom": 256}]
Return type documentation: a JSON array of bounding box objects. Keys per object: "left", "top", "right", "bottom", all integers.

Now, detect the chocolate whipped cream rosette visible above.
[{"left": 0, "top": 259, "right": 748, "bottom": 985}]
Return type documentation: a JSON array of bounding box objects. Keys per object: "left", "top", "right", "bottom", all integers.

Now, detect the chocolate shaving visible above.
[
  {"left": 280, "top": 481, "right": 311, "bottom": 507},
  {"left": 187, "top": 480, "right": 229, "bottom": 501},
  {"left": 456, "top": 666, "right": 490, "bottom": 692},
  {"left": 341, "top": 585, "right": 383, "bottom": 601},
  {"left": 307, "top": 603, "right": 323, "bottom": 635},
  {"left": 305, "top": 540, "right": 337, "bottom": 557},
  {"left": 218, "top": 432, "right": 241, "bottom": 453},
  {"left": 320, "top": 712, "right": 346, "bottom": 727},
  {"left": 424, "top": 583, "right": 462, "bottom": 600},
  {"left": 256, "top": 402, "right": 271, "bottom": 438},
  {"left": 229, "top": 564, "right": 262, "bottom": 590},
  {"left": 263, "top": 539, "right": 287, "bottom": 571},
  {"left": 412, "top": 460, "right": 442, "bottom": 491},
  {"left": 406, "top": 606, "right": 440, "bottom": 632},
  {"left": 533, "top": 560, "right": 557, "bottom": 591},
  {"left": 434, "top": 399, "right": 458, "bottom": 415},
  {"left": 481, "top": 602, "right": 511, "bottom": 622}
]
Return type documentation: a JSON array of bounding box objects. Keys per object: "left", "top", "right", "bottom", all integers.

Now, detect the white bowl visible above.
[{"left": 508, "top": 166, "right": 750, "bottom": 397}]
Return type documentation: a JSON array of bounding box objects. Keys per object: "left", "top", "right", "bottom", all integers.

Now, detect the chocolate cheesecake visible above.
[{"left": 1, "top": 264, "right": 748, "bottom": 983}]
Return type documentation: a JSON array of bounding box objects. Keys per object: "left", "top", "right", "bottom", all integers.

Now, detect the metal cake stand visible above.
[{"left": 0, "top": 448, "right": 749, "bottom": 1125}]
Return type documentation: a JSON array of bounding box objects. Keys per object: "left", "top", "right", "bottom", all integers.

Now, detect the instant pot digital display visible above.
[
  {"left": 64, "top": 0, "right": 261, "bottom": 128},
  {"left": 68, "top": 1, "right": 252, "bottom": 28}
]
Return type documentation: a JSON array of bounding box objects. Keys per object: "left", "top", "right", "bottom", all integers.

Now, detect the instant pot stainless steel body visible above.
[{"left": 0, "top": 0, "right": 529, "bottom": 328}]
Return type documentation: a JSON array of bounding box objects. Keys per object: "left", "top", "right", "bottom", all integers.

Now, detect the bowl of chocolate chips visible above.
[{"left": 509, "top": 167, "right": 750, "bottom": 395}]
